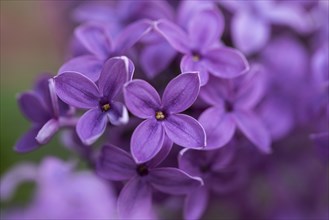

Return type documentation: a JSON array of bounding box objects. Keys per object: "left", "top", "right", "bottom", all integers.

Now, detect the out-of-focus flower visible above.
[
  {"left": 15, "top": 74, "right": 73, "bottom": 153},
  {"left": 199, "top": 65, "right": 271, "bottom": 153},
  {"left": 220, "top": 0, "right": 312, "bottom": 54},
  {"left": 54, "top": 56, "right": 133, "bottom": 145},
  {"left": 123, "top": 73, "right": 206, "bottom": 163},
  {"left": 0, "top": 157, "right": 117, "bottom": 219},
  {"left": 96, "top": 143, "right": 203, "bottom": 219}
]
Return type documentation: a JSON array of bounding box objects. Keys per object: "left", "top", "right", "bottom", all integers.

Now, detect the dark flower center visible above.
[
  {"left": 192, "top": 51, "right": 201, "bottom": 62},
  {"left": 224, "top": 100, "right": 234, "bottom": 112},
  {"left": 101, "top": 103, "right": 111, "bottom": 112},
  {"left": 155, "top": 111, "right": 165, "bottom": 120},
  {"left": 136, "top": 164, "right": 149, "bottom": 176}
]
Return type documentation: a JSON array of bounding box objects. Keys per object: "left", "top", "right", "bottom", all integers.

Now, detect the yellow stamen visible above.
[
  {"left": 192, "top": 55, "right": 200, "bottom": 62},
  {"left": 155, "top": 111, "right": 165, "bottom": 120},
  {"left": 102, "top": 103, "right": 111, "bottom": 112}
]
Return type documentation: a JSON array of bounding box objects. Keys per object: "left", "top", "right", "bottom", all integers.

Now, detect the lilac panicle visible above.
[
  {"left": 96, "top": 143, "right": 203, "bottom": 219},
  {"left": 123, "top": 72, "right": 206, "bottom": 163},
  {"left": 54, "top": 56, "right": 134, "bottom": 145},
  {"left": 15, "top": 74, "right": 72, "bottom": 153},
  {"left": 199, "top": 65, "right": 271, "bottom": 153},
  {"left": 154, "top": 8, "right": 249, "bottom": 85}
]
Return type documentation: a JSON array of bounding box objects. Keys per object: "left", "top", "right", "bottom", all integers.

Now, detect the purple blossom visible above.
[
  {"left": 15, "top": 74, "right": 72, "bottom": 153},
  {"left": 0, "top": 157, "right": 117, "bottom": 219},
  {"left": 54, "top": 56, "right": 134, "bottom": 145},
  {"left": 60, "top": 20, "right": 153, "bottom": 81},
  {"left": 199, "top": 65, "right": 271, "bottom": 153},
  {"left": 123, "top": 72, "right": 206, "bottom": 163},
  {"left": 179, "top": 146, "right": 246, "bottom": 220},
  {"left": 154, "top": 8, "right": 249, "bottom": 85},
  {"left": 96, "top": 142, "right": 203, "bottom": 219},
  {"left": 220, "top": 0, "right": 312, "bottom": 54}
]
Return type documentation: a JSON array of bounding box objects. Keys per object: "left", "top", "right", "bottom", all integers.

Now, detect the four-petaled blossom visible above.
[
  {"left": 54, "top": 56, "right": 134, "bottom": 145},
  {"left": 123, "top": 72, "right": 206, "bottom": 163},
  {"left": 199, "top": 65, "right": 271, "bottom": 153},
  {"left": 154, "top": 8, "right": 249, "bottom": 85},
  {"left": 96, "top": 142, "right": 203, "bottom": 219},
  {"left": 15, "top": 74, "right": 72, "bottom": 153},
  {"left": 179, "top": 146, "right": 246, "bottom": 220}
]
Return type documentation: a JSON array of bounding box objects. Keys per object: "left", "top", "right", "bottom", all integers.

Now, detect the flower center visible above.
[
  {"left": 101, "top": 103, "right": 111, "bottom": 112},
  {"left": 155, "top": 111, "right": 165, "bottom": 120},
  {"left": 192, "top": 51, "right": 201, "bottom": 62},
  {"left": 224, "top": 100, "right": 234, "bottom": 112},
  {"left": 136, "top": 164, "right": 149, "bottom": 176}
]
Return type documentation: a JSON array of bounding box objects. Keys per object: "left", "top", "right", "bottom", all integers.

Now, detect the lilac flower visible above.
[
  {"left": 179, "top": 146, "right": 246, "bottom": 220},
  {"left": 199, "top": 65, "right": 271, "bottom": 153},
  {"left": 60, "top": 20, "right": 153, "bottom": 81},
  {"left": 154, "top": 8, "right": 249, "bottom": 85},
  {"left": 54, "top": 56, "right": 134, "bottom": 145},
  {"left": 0, "top": 157, "right": 117, "bottom": 219},
  {"left": 15, "top": 74, "right": 72, "bottom": 153},
  {"left": 123, "top": 72, "right": 206, "bottom": 163},
  {"left": 96, "top": 142, "right": 203, "bottom": 219},
  {"left": 220, "top": 0, "right": 312, "bottom": 54}
]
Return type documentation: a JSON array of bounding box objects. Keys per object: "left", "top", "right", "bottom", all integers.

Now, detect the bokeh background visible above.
[{"left": 0, "top": 1, "right": 74, "bottom": 182}]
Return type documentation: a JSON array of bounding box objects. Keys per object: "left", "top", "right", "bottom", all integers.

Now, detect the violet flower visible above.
[
  {"left": 0, "top": 157, "right": 117, "bottom": 219},
  {"left": 154, "top": 8, "right": 249, "bottom": 85},
  {"left": 219, "top": 0, "right": 312, "bottom": 54},
  {"left": 123, "top": 72, "right": 206, "bottom": 163},
  {"left": 179, "top": 146, "right": 246, "bottom": 220},
  {"left": 96, "top": 142, "right": 203, "bottom": 219},
  {"left": 59, "top": 20, "right": 153, "bottom": 81},
  {"left": 15, "top": 74, "right": 72, "bottom": 153},
  {"left": 54, "top": 56, "right": 134, "bottom": 145},
  {"left": 199, "top": 65, "right": 271, "bottom": 153}
]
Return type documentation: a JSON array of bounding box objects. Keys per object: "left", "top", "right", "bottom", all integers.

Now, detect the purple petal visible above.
[
  {"left": 33, "top": 73, "right": 53, "bottom": 112},
  {"left": 107, "top": 101, "right": 129, "bottom": 126},
  {"left": 123, "top": 80, "right": 161, "bottom": 119},
  {"left": 140, "top": 41, "right": 176, "bottom": 78},
  {"left": 184, "top": 187, "right": 208, "bottom": 220},
  {"left": 54, "top": 72, "right": 100, "bottom": 109},
  {"left": 204, "top": 47, "right": 249, "bottom": 78},
  {"left": 147, "top": 137, "right": 173, "bottom": 168},
  {"left": 188, "top": 9, "right": 224, "bottom": 51},
  {"left": 163, "top": 114, "right": 206, "bottom": 148},
  {"left": 162, "top": 72, "right": 200, "bottom": 113},
  {"left": 118, "top": 177, "right": 153, "bottom": 219},
  {"left": 235, "top": 64, "right": 267, "bottom": 109},
  {"left": 234, "top": 110, "right": 271, "bottom": 153},
  {"left": 98, "top": 56, "right": 133, "bottom": 99},
  {"left": 114, "top": 19, "right": 153, "bottom": 54},
  {"left": 76, "top": 108, "right": 108, "bottom": 145},
  {"left": 232, "top": 11, "right": 270, "bottom": 54},
  {"left": 35, "top": 119, "right": 59, "bottom": 144},
  {"left": 199, "top": 107, "right": 236, "bottom": 149},
  {"left": 14, "top": 127, "right": 41, "bottom": 153},
  {"left": 153, "top": 19, "right": 190, "bottom": 54},
  {"left": 149, "top": 167, "right": 203, "bottom": 195},
  {"left": 131, "top": 119, "right": 165, "bottom": 163},
  {"left": 0, "top": 163, "right": 37, "bottom": 201},
  {"left": 199, "top": 75, "right": 229, "bottom": 105},
  {"left": 58, "top": 55, "right": 103, "bottom": 82},
  {"left": 180, "top": 55, "right": 209, "bottom": 86},
  {"left": 17, "top": 92, "right": 50, "bottom": 123},
  {"left": 97, "top": 144, "right": 136, "bottom": 181},
  {"left": 75, "top": 23, "right": 112, "bottom": 60}
]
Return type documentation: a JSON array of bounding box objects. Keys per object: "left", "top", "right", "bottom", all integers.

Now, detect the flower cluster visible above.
[{"left": 1, "top": 1, "right": 328, "bottom": 220}]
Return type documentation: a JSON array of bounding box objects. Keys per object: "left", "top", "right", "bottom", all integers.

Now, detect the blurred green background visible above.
[{"left": 0, "top": 1, "right": 73, "bottom": 177}]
